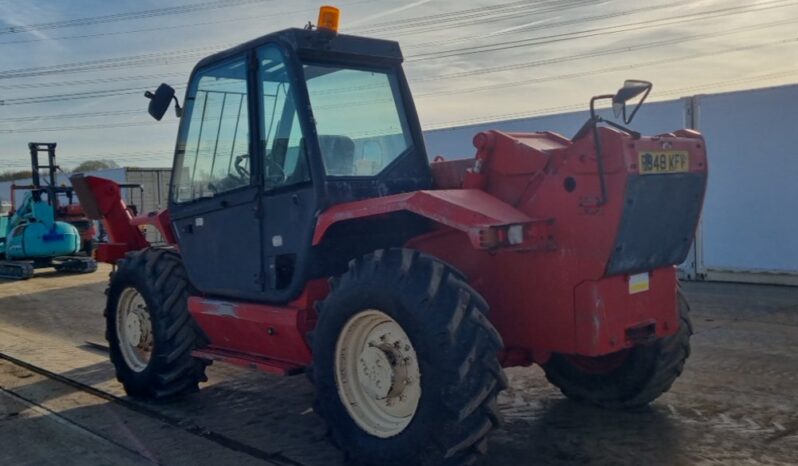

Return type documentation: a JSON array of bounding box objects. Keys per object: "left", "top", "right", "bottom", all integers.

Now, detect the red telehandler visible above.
[{"left": 71, "top": 7, "right": 707, "bottom": 466}]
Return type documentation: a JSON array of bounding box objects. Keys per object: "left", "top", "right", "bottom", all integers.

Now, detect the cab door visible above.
[
  {"left": 255, "top": 44, "right": 319, "bottom": 302},
  {"left": 169, "top": 54, "right": 265, "bottom": 298}
]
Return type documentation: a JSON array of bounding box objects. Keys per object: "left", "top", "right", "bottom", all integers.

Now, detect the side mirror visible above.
[
  {"left": 612, "top": 79, "right": 652, "bottom": 124},
  {"left": 144, "top": 83, "right": 182, "bottom": 121}
]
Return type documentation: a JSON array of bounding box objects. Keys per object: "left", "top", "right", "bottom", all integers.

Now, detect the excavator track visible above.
[
  {"left": 52, "top": 256, "right": 98, "bottom": 274},
  {"left": 0, "top": 261, "right": 34, "bottom": 280}
]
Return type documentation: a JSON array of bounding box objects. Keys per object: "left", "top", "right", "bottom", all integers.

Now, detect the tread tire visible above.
[
  {"left": 310, "top": 248, "right": 506, "bottom": 466},
  {"left": 105, "top": 247, "right": 208, "bottom": 400},
  {"left": 544, "top": 290, "right": 692, "bottom": 409}
]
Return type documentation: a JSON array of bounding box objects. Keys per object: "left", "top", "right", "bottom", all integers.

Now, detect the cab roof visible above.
[{"left": 193, "top": 28, "right": 404, "bottom": 72}]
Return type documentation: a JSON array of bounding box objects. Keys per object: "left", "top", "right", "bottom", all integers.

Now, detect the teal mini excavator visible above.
[{"left": 0, "top": 143, "right": 97, "bottom": 280}]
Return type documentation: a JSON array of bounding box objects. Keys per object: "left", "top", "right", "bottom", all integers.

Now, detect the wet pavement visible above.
[{"left": 0, "top": 268, "right": 796, "bottom": 465}]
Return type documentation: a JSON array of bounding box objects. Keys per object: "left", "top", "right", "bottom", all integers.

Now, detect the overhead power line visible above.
[
  {"left": 2, "top": 0, "right": 793, "bottom": 83},
  {"left": 357, "top": 0, "right": 594, "bottom": 36},
  {"left": 406, "top": 0, "right": 798, "bottom": 61},
  {"left": 0, "top": 109, "right": 143, "bottom": 123},
  {"left": 0, "top": 1, "right": 373, "bottom": 46},
  {"left": 414, "top": 27, "right": 798, "bottom": 98},
  {"left": 413, "top": 16, "right": 798, "bottom": 84},
  {"left": 2, "top": 13, "right": 792, "bottom": 109},
  {"left": 403, "top": 0, "right": 698, "bottom": 51},
  {"left": 0, "top": 46, "right": 224, "bottom": 80},
  {"left": 0, "top": 0, "right": 273, "bottom": 35},
  {"left": 0, "top": 72, "right": 185, "bottom": 91},
  {"left": 0, "top": 1, "right": 580, "bottom": 79},
  {"left": 0, "top": 85, "right": 186, "bottom": 106},
  {"left": 423, "top": 69, "right": 798, "bottom": 130}
]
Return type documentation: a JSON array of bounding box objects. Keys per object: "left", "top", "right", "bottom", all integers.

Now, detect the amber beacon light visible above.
[{"left": 317, "top": 5, "right": 340, "bottom": 32}]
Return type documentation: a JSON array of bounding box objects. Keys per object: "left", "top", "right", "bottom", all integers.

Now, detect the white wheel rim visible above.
[
  {"left": 335, "top": 309, "right": 422, "bottom": 438},
  {"left": 116, "top": 287, "right": 153, "bottom": 373}
]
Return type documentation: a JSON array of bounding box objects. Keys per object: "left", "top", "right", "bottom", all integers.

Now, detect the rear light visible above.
[
  {"left": 507, "top": 225, "right": 524, "bottom": 245},
  {"left": 478, "top": 224, "right": 525, "bottom": 248}
]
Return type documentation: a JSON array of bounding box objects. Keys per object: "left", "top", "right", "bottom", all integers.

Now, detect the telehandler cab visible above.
[{"left": 71, "top": 6, "right": 707, "bottom": 465}]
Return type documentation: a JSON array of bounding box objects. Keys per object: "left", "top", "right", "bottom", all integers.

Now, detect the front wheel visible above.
[
  {"left": 311, "top": 249, "right": 507, "bottom": 466},
  {"left": 543, "top": 290, "right": 692, "bottom": 409},
  {"left": 105, "top": 248, "right": 208, "bottom": 400}
]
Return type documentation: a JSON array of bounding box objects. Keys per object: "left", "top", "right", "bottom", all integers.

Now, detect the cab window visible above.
[
  {"left": 173, "top": 57, "right": 250, "bottom": 203},
  {"left": 258, "top": 45, "right": 310, "bottom": 190},
  {"left": 303, "top": 64, "right": 412, "bottom": 177}
]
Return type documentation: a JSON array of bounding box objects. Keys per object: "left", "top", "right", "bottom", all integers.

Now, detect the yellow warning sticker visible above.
[{"left": 629, "top": 272, "right": 650, "bottom": 294}]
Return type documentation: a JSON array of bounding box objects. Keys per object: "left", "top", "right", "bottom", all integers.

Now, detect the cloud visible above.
[
  {"left": 0, "top": 2, "right": 55, "bottom": 43},
  {"left": 349, "top": 0, "right": 437, "bottom": 27}
]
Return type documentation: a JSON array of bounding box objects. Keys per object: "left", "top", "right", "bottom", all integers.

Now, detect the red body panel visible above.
[
  {"left": 405, "top": 128, "right": 707, "bottom": 363},
  {"left": 187, "top": 280, "right": 327, "bottom": 373},
  {"left": 572, "top": 269, "right": 677, "bottom": 355},
  {"left": 71, "top": 175, "right": 173, "bottom": 263},
  {"left": 130, "top": 210, "right": 177, "bottom": 244},
  {"left": 313, "top": 189, "right": 547, "bottom": 250}
]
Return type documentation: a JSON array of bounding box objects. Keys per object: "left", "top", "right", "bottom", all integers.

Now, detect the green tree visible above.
[
  {"left": 0, "top": 170, "right": 32, "bottom": 182},
  {"left": 72, "top": 160, "right": 119, "bottom": 173}
]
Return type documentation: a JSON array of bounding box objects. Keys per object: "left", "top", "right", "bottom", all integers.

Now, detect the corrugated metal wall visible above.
[
  {"left": 122, "top": 168, "right": 172, "bottom": 243},
  {"left": 691, "top": 84, "right": 798, "bottom": 284},
  {"left": 0, "top": 168, "right": 127, "bottom": 205}
]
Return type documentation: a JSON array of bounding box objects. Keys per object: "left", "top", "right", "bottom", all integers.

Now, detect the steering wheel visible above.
[{"left": 234, "top": 154, "right": 250, "bottom": 179}]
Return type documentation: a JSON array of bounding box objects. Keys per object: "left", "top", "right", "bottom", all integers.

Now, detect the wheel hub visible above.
[
  {"left": 125, "top": 312, "right": 143, "bottom": 345},
  {"left": 116, "top": 288, "right": 153, "bottom": 373},
  {"left": 358, "top": 345, "right": 393, "bottom": 400},
  {"left": 335, "top": 310, "right": 421, "bottom": 438}
]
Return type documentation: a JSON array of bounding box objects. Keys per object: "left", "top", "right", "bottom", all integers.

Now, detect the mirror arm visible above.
[
  {"left": 591, "top": 118, "right": 609, "bottom": 207},
  {"left": 589, "top": 94, "right": 614, "bottom": 120},
  {"left": 172, "top": 95, "right": 183, "bottom": 118},
  {"left": 624, "top": 85, "right": 651, "bottom": 124},
  {"left": 587, "top": 94, "right": 613, "bottom": 207}
]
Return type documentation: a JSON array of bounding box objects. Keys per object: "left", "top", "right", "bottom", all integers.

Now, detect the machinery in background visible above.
[
  {"left": 0, "top": 143, "right": 97, "bottom": 279},
  {"left": 11, "top": 143, "right": 97, "bottom": 254}
]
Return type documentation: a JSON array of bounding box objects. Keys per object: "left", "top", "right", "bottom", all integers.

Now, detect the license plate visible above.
[{"left": 638, "top": 150, "right": 689, "bottom": 175}]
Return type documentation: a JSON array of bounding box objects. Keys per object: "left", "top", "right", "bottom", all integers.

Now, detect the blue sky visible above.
[{"left": 0, "top": 0, "right": 796, "bottom": 170}]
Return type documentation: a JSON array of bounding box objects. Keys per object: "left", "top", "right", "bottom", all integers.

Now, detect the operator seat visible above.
[{"left": 319, "top": 135, "right": 355, "bottom": 176}]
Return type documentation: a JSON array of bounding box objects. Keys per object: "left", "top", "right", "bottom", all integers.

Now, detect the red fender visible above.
[{"left": 313, "top": 189, "right": 554, "bottom": 250}]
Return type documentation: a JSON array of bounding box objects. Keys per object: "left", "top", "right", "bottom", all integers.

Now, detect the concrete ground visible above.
[{"left": 0, "top": 265, "right": 796, "bottom": 465}]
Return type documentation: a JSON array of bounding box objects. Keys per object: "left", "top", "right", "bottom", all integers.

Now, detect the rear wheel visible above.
[
  {"left": 106, "top": 248, "right": 208, "bottom": 399},
  {"left": 311, "top": 249, "right": 506, "bottom": 466},
  {"left": 543, "top": 290, "right": 692, "bottom": 409}
]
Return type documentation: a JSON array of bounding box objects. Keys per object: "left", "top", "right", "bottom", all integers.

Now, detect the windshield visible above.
[{"left": 303, "top": 63, "right": 413, "bottom": 177}]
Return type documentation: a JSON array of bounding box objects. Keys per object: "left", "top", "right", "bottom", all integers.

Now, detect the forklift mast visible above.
[{"left": 29, "top": 142, "right": 59, "bottom": 190}]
